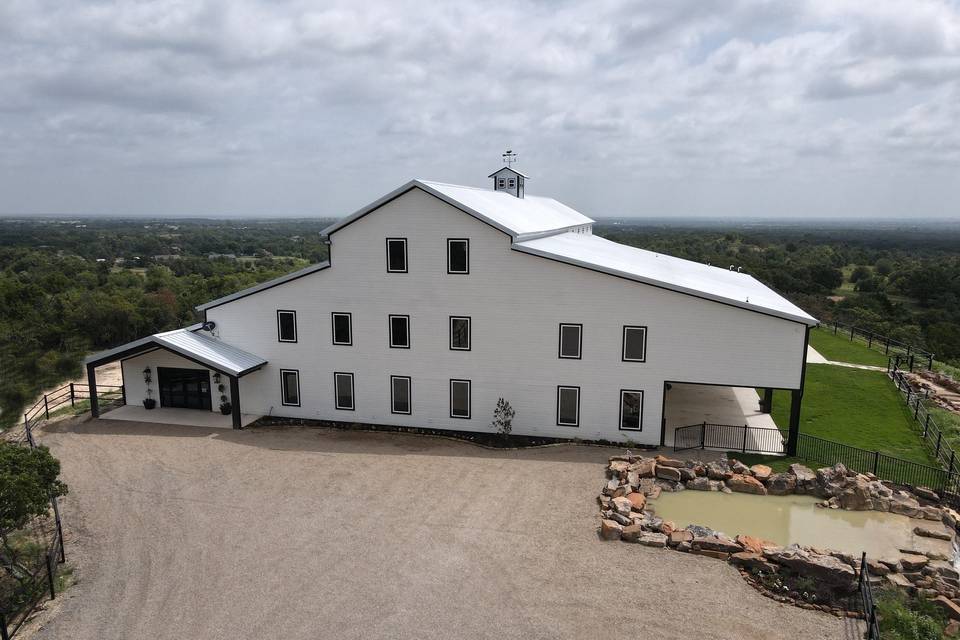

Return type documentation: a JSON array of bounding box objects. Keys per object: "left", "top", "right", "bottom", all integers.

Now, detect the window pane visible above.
[
  {"left": 448, "top": 240, "right": 468, "bottom": 273},
  {"left": 623, "top": 327, "right": 646, "bottom": 361},
  {"left": 390, "top": 316, "right": 409, "bottom": 347},
  {"left": 621, "top": 391, "right": 642, "bottom": 430},
  {"left": 558, "top": 387, "right": 578, "bottom": 425},
  {"left": 336, "top": 374, "right": 353, "bottom": 409},
  {"left": 560, "top": 325, "right": 580, "bottom": 358},
  {"left": 387, "top": 240, "right": 406, "bottom": 271},
  {"left": 451, "top": 381, "right": 470, "bottom": 417},
  {"left": 333, "top": 314, "right": 351, "bottom": 344},
  {"left": 451, "top": 317, "right": 469, "bottom": 349},
  {"left": 278, "top": 311, "right": 296, "bottom": 341},
  {"left": 392, "top": 377, "right": 410, "bottom": 413},
  {"left": 282, "top": 371, "right": 299, "bottom": 405}
]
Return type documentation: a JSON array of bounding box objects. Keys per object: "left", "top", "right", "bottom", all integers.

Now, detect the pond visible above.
[{"left": 652, "top": 491, "right": 955, "bottom": 560}]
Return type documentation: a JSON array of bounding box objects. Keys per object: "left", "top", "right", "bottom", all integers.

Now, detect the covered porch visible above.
[
  {"left": 661, "top": 382, "right": 800, "bottom": 455},
  {"left": 84, "top": 324, "right": 266, "bottom": 429}
]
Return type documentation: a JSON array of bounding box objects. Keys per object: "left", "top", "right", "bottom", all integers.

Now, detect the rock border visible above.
[{"left": 598, "top": 454, "right": 960, "bottom": 616}]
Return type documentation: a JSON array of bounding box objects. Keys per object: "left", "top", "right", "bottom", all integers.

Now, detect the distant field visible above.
[{"left": 808, "top": 327, "right": 890, "bottom": 367}]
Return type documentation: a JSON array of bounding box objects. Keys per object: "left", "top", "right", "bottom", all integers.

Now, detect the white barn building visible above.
[{"left": 85, "top": 167, "right": 818, "bottom": 450}]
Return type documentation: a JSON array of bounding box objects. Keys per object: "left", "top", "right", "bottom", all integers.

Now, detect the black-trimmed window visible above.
[
  {"left": 447, "top": 239, "right": 469, "bottom": 274},
  {"left": 280, "top": 369, "right": 300, "bottom": 406},
  {"left": 556, "top": 386, "right": 580, "bottom": 427},
  {"left": 386, "top": 238, "right": 407, "bottom": 273},
  {"left": 277, "top": 310, "right": 297, "bottom": 343},
  {"left": 391, "top": 376, "right": 411, "bottom": 415},
  {"left": 558, "top": 323, "right": 582, "bottom": 359},
  {"left": 450, "top": 379, "right": 471, "bottom": 419},
  {"left": 619, "top": 389, "right": 643, "bottom": 431},
  {"left": 497, "top": 178, "right": 505, "bottom": 188},
  {"left": 507, "top": 178, "right": 516, "bottom": 189},
  {"left": 331, "top": 312, "right": 352, "bottom": 345},
  {"left": 622, "top": 326, "right": 647, "bottom": 362},
  {"left": 389, "top": 315, "right": 410, "bottom": 348},
  {"left": 450, "top": 316, "right": 470, "bottom": 351},
  {"left": 334, "top": 372, "right": 354, "bottom": 410}
]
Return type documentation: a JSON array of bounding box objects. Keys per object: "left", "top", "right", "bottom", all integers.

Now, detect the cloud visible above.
[{"left": 0, "top": 0, "right": 958, "bottom": 217}]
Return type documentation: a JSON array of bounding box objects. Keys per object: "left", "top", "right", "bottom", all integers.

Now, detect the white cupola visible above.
[{"left": 488, "top": 166, "right": 528, "bottom": 198}]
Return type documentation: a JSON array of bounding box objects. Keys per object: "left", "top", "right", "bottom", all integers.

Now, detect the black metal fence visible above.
[
  {"left": 824, "top": 319, "right": 934, "bottom": 371},
  {"left": 0, "top": 383, "right": 120, "bottom": 639},
  {"left": 859, "top": 553, "right": 880, "bottom": 640},
  {"left": 888, "top": 363, "right": 959, "bottom": 479},
  {"left": 674, "top": 422, "right": 959, "bottom": 498}
]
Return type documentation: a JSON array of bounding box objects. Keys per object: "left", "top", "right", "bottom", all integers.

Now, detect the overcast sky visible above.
[{"left": 1, "top": 1, "right": 958, "bottom": 219}]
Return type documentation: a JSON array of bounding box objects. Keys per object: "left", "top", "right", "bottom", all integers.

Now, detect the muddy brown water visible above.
[{"left": 653, "top": 491, "right": 955, "bottom": 560}]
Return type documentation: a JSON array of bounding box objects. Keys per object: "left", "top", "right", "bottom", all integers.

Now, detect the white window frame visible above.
[
  {"left": 449, "top": 316, "right": 471, "bottom": 351},
  {"left": 390, "top": 375, "right": 412, "bottom": 415},
  {"left": 280, "top": 369, "right": 300, "bottom": 407},
  {"left": 334, "top": 372, "right": 355, "bottom": 411},
  {"left": 497, "top": 178, "right": 505, "bottom": 188},
  {"left": 447, "top": 238, "right": 469, "bottom": 274},
  {"left": 449, "top": 379, "right": 471, "bottom": 419},
  {"left": 331, "top": 312, "right": 352, "bottom": 346},
  {"left": 619, "top": 389, "right": 644, "bottom": 431},
  {"left": 389, "top": 315, "right": 410, "bottom": 349},
  {"left": 558, "top": 323, "right": 582, "bottom": 359},
  {"left": 277, "top": 310, "right": 297, "bottom": 343},
  {"left": 386, "top": 237, "right": 408, "bottom": 273},
  {"left": 556, "top": 385, "right": 580, "bottom": 427},
  {"left": 622, "top": 326, "right": 648, "bottom": 362},
  {"left": 507, "top": 178, "right": 516, "bottom": 188}
]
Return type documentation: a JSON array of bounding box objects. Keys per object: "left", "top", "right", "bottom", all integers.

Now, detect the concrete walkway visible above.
[{"left": 807, "top": 345, "right": 886, "bottom": 372}]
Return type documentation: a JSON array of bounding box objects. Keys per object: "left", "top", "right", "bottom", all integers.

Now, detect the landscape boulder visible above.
[
  {"left": 888, "top": 492, "right": 923, "bottom": 518},
  {"left": 730, "top": 551, "right": 777, "bottom": 573},
  {"left": 608, "top": 460, "right": 631, "bottom": 477},
  {"left": 736, "top": 535, "right": 775, "bottom": 554},
  {"left": 611, "top": 496, "right": 633, "bottom": 516},
  {"left": 600, "top": 519, "right": 623, "bottom": 540},
  {"left": 706, "top": 460, "right": 733, "bottom": 481},
  {"left": 836, "top": 475, "right": 873, "bottom": 510},
  {"left": 749, "top": 464, "right": 773, "bottom": 482},
  {"left": 727, "top": 474, "right": 767, "bottom": 495},
  {"left": 787, "top": 463, "right": 816, "bottom": 493},
  {"left": 914, "top": 526, "right": 952, "bottom": 541},
  {"left": 655, "top": 466, "right": 682, "bottom": 482},
  {"left": 932, "top": 596, "right": 960, "bottom": 621},
  {"left": 629, "top": 458, "right": 656, "bottom": 478},
  {"left": 766, "top": 472, "right": 797, "bottom": 496},
  {"left": 765, "top": 545, "right": 857, "bottom": 592},
  {"left": 692, "top": 535, "right": 743, "bottom": 555},
  {"left": 687, "top": 477, "right": 721, "bottom": 491},
  {"left": 626, "top": 492, "right": 647, "bottom": 511},
  {"left": 654, "top": 455, "right": 684, "bottom": 468},
  {"left": 729, "top": 459, "right": 750, "bottom": 475},
  {"left": 638, "top": 532, "right": 668, "bottom": 548},
  {"left": 677, "top": 467, "right": 697, "bottom": 482},
  {"left": 900, "top": 554, "right": 930, "bottom": 571},
  {"left": 621, "top": 524, "right": 644, "bottom": 542}
]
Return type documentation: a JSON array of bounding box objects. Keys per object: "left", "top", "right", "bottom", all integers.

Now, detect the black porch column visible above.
[
  {"left": 229, "top": 375, "right": 241, "bottom": 429},
  {"left": 786, "top": 326, "right": 811, "bottom": 456},
  {"left": 86, "top": 363, "right": 99, "bottom": 418},
  {"left": 761, "top": 387, "right": 774, "bottom": 413}
]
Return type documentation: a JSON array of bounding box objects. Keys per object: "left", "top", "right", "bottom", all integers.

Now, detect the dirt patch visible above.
[{"left": 908, "top": 372, "right": 960, "bottom": 414}]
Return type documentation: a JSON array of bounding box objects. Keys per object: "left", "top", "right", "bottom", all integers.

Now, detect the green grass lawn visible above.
[
  {"left": 808, "top": 327, "right": 891, "bottom": 367},
  {"left": 739, "top": 364, "right": 933, "bottom": 469}
]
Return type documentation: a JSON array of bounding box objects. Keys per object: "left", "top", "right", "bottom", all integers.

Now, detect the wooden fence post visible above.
[
  {"left": 850, "top": 325, "right": 855, "bottom": 341},
  {"left": 936, "top": 432, "right": 942, "bottom": 458},
  {"left": 69, "top": 382, "right": 75, "bottom": 407},
  {"left": 43, "top": 394, "right": 49, "bottom": 420},
  {"left": 46, "top": 553, "right": 56, "bottom": 599}
]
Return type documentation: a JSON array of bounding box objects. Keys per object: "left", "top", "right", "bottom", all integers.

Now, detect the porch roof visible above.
[{"left": 84, "top": 324, "right": 267, "bottom": 377}]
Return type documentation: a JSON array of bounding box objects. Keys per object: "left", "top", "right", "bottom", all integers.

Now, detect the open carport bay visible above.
[{"left": 34, "top": 418, "right": 848, "bottom": 640}]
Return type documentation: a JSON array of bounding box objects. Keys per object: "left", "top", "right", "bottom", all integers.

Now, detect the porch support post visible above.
[
  {"left": 229, "top": 375, "right": 241, "bottom": 429},
  {"left": 86, "top": 363, "right": 99, "bottom": 418},
  {"left": 786, "top": 326, "right": 811, "bottom": 457},
  {"left": 761, "top": 387, "right": 773, "bottom": 413}
]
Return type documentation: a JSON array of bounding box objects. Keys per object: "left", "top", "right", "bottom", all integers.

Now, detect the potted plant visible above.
[
  {"left": 143, "top": 389, "right": 156, "bottom": 410},
  {"left": 219, "top": 395, "right": 232, "bottom": 415}
]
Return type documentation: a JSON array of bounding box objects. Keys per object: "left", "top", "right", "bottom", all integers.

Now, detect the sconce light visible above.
[
  {"left": 212, "top": 372, "right": 221, "bottom": 384},
  {"left": 143, "top": 366, "right": 152, "bottom": 384}
]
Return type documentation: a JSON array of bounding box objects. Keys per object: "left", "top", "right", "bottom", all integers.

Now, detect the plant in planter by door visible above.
[
  {"left": 219, "top": 394, "right": 232, "bottom": 415},
  {"left": 143, "top": 388, "right": 156, "bottom": 410}
]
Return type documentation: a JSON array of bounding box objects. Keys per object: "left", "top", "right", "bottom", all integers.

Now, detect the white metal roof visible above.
[
  {"left": 85, "top": 326, "right": 267, "bottom": 376},
  {"left": 320, "top": 179, "right": 593, "bottom": 240},
  {"left": 515, "top": 232, "right": 818, "bottom": 325}
]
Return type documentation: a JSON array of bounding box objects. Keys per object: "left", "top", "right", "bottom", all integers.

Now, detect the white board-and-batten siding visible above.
[{"left": 205, "top": 188, "right": 806, "bottom": 445}]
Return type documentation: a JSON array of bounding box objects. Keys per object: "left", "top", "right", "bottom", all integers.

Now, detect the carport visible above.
[{"left": 84, "top": 323, "right": 267, "bottom": 429}]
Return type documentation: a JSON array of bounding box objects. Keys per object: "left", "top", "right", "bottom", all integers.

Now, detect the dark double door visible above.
[{"left": 158, "top": 367, "right": 212, "bottom": 410}]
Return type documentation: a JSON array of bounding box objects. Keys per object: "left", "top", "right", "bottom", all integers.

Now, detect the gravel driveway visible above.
[{"left": 33, "top": 418, "right": 853, "bottom": 640}]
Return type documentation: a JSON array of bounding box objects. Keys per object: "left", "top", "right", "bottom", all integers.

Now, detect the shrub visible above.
[
  {"left": 875, "top": 588, "right": 945, "bottom": 640},
  {"left": 490, "top": 398, "right": 515, "bottom": 438}
]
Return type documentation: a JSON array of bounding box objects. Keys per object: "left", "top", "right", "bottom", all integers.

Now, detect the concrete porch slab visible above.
[
  {"left": 101, "top": 405, "right": 260, "bottom": 428},
  {"left": 662, "top": 384, "right": 782, "bottom": 453}
]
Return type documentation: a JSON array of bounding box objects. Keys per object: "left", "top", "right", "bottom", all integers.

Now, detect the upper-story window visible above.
[
  {"left": 507, "top": 178, "right": 516, "bottom": 189},
  {"left": 450, "top": 316, "right": 470, "bottom": 350},
  {"left": 277, "top": 310, "right": 297, "bottom": 343},
  {"left": 497, "top": 178, "right": 505, "bottom": 188},
  {"left": 386, "top": 238, "right": 407, "bottom": 273},
  {"left": 622, "top": 326, "right": 647, "bottom": 362},
  {"left": 447, "top": 239, "right": 469, "bottom": 274},
  {"left": 331, "top": 312, "right": 352, "bottom": 345},
  {"left": 558, "top": 323, "right": 582, "bottom": 359},
  {"left": 389, "top": 315, "right": 410, "bottom": 348}
]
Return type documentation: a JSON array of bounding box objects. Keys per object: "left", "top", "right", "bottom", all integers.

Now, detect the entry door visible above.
[{"left": 158, "top": 368, "right": 212, "bottom": 410}]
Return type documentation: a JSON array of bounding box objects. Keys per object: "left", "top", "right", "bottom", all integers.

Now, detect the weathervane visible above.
[{"left": 502, "top": 149, "right": 517, "bottom": 167}]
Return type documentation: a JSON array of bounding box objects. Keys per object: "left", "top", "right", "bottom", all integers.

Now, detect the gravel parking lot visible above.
[{"left": 33, "top": 418, "right": 853, "bottom": 640}]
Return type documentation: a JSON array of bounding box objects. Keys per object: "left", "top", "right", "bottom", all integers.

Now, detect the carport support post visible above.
[
  {"left": 229, "top": 375, "right": 241, "bottom": 429},
  {"left": 761, "top": 387, "right": 773, "bottom": 413},
  {"left": 786, "top": 326, "right": 811, "bottom": 457},
  {"left": 86, "top": 363, "right": 99, "bottom": 418}
]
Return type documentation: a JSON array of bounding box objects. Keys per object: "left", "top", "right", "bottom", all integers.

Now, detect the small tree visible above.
[
  {"left": 490, "top": 398, "right": 515, "bottom": 438},
  {"left": 0, "top": 443, "right": 68, "bottom": 533}
]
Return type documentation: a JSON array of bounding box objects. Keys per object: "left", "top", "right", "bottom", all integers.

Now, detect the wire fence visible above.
[
  {"left": 824, "top": 319, "right": 934, "bottom": 371},
  {"left": 1, "top": 383, "right": 120, "bottom": 639}
]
